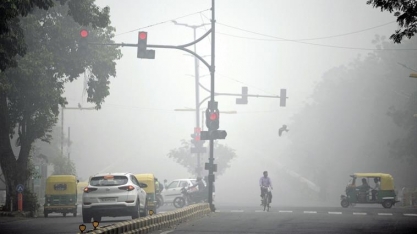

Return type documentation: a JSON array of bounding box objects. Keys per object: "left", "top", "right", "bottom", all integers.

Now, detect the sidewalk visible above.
[{"left": 0, "top": 210, "right": 32, "bottom": 218}]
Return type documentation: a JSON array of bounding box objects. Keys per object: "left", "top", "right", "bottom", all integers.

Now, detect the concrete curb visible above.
[
  {"left": 80, "top": 203, "right": 211, "bottom": 234},
  {"left": 0, "top": 211, "right": 31, "bottom": 217}
]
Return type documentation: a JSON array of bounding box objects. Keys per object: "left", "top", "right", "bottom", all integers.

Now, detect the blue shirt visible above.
[{"left": 259, "top": 176, "right": 272, "bottom": 187}]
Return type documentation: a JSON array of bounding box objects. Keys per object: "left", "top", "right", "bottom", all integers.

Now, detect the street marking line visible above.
[
  {"left": 378, "top": 213, "right": 393, "bottom": 216},
  {"left": 279, "top": 210, "right": 293, "bottom": 213},
  {"left": 353, "top": 212, "right": 367, "bottom": 215},
  {"left": 303, "top": 211, "right": 317, "bottom": 214},
  {"left": 404, "top": 214, "right": 417, "bottom": 217},
  {"left": 231, "top": 210, "right": 244, "bottom": 212},
  {"left": 328, "top": 212, "right": 342, "bottom": 215}
]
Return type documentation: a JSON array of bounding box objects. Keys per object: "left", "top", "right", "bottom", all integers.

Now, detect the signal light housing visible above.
[{"left": 137, "top": 31, "right": 155, "bottom": 59}]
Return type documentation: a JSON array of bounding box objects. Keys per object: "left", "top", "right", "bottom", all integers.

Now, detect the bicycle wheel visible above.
[{"left": 263, "top": 194, "right": 268, "bottom": 211}]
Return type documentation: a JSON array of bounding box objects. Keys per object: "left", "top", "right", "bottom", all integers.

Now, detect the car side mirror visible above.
[{"left": 139, "top": 183, "right": 148, "bottom": 188}]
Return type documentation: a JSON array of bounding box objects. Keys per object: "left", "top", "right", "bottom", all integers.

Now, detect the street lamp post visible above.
[
  {"left": 173, "top": 21, "right": 210, "bottom": 177},
  {"left": 61, "top": 105, "right": 95, "bottom": 158}
]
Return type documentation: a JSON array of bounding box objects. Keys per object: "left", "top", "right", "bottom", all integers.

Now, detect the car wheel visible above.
[
  {"left": 382, "top": 200, "right": 393, "bottom": 209},
  {"left": 131, "top": 200, "right": 140, "bottom": 219},
  {"left": 82, "top": 211, "right": 91, "bottom": 223},
  {"left": 140, "top": 199, "right": 148, "bottom": 217},
  {"left": 173, "top": 197, "right": 185, "bottom": 208},
  {"left": 73, "top": 212, "right": 77, "bottom": 217},
  {"left": 63, "top": 212, "right": 67, "bottom": 217},
  {"left": 44, "top": 211, "right": 48, "bottom": 218}
]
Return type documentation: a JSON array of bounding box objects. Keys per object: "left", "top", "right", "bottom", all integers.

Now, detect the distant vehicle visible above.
[
  {"left": 44, "top": 175, "right": 78, "bottom": 218},
  {"left": 82, "top": 172, "right": 148, "bottom": 223},
  {"left": 135, "top": 173, "right": 159, "bottom": 212},
  {"left": 162, "top": 179, "right": 207, "bottom": 205},
  {"left": 340, "top": 173, "right": 399, "bottom": 209}
]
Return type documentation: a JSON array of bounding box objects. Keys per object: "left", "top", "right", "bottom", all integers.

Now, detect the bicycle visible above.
[{"left": 261, "top": 186, "right": 271, "bottom": 211}]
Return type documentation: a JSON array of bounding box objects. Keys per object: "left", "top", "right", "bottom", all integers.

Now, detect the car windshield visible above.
[{"left": 90, "top": 176, "right": 128, "bottom": 186}]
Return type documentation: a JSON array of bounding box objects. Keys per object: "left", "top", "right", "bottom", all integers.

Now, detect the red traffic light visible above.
[
  {"left": 139, "top": 32, "right": 147, "bottom": 40},
  {"left": 210, "top": 113, "right": 218, "bottom": 121},
  {"left": 80, "top": 29, "right": 89, "bottom": 38}
]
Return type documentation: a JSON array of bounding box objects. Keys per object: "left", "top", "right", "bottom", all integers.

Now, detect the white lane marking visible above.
[
  {"left": 378, "top": 213, "right": 393, "bottom": 216},
  {"left": 404, "top": 214, "right": 417, "bottom": 217},
  {"left": 231, "top": 210, "right": 244, "bottom": 212},
  {"left": 279, "top": 210, "right": 293, "bottom": 213},
  {"left": 303, "top": 211, "right": 317, "bottom": 214},
  {"left": 328, "top": 212, "right": 342, "bottom": 215},
  {"left": 353, "top": 212, "right": 367, "bottom": 215}
]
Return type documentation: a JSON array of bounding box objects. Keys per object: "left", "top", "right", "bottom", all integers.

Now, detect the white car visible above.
[
  {"left": 82, "top": 173, "right": 147, "bottom": 223},
  {"left": 162, "top": 179, "right": 207, "bottom": 204}
]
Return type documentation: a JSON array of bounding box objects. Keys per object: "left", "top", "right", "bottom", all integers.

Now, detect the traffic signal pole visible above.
[
  {"left": 89, "top": 0, "right": 219, "bottom": 212},
  {"left": 208, "top": 0, "right": 216, "bottom": 212}
]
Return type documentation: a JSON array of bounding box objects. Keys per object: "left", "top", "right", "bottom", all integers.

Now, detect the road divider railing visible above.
[
  {"left": 399, "top": 187, "right": 417, "bottom": 207},
  {"left": 79, "top": 203, "right": 211, "bottom": 234}
]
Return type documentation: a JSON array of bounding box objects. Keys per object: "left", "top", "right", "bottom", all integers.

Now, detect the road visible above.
[
  {"left": 153, "top": 204, "right": 417, "bottom": 234},
  {"left": 0, "top": 204, "right": 416, "bottom": 234}
]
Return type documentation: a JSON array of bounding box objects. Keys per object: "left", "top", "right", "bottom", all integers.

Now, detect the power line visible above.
[
  {"left": 200, "top": 14, "right": 417, "bottom": 51},
  {"left": 114, "top": 8, "right": 211, "bottom": 37},
  {"left": 216, "top": 21, "right": 396, "bottom": 42}
]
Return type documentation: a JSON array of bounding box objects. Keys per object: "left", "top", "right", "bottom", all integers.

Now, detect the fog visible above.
[{"left": 57, "top": 1, "right": 415, "bottom": 207}]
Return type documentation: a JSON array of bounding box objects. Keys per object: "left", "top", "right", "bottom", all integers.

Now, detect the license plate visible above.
[{"left": 101, "top": 197, "right": 116, "bottom": 202}]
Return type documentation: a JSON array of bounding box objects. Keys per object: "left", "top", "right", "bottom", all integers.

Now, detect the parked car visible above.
[
  {"left": 82, "top": 172, "right": 148, "bottom": 223},
  {"left": 162, "top": 179, "right": 207, "bottom": 204}
]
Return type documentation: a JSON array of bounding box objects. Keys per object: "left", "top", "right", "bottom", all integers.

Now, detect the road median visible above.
[{"left": 80, "top": 203, "right": 211, "bottom": 234}]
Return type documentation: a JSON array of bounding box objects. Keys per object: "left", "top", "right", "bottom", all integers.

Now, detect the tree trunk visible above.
[{"left": 0, "top": 90, "right": 18, "bottom": 211}]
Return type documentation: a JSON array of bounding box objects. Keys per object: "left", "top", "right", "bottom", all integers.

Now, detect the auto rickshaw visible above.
[
  {"left": 135, "top": 173, "right": 157, "bottom": 214},
  {"left": 340, "top": 173, "right": 398, "bottom": 209},
  {"left": 44, "top": 175, "right": 78, "bottom": 217}
]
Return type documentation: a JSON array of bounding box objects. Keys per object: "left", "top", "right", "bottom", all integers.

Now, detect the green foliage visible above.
[
  {"left": 285, "top": 35, "right": 417, "bottom": 191},
  {"left": 0, "top": 0, "right": 120, "bottom": 210},
  {"left": 50, "top": 156, "right": 76, "bottom": 175},
  {"left": 167, "top": 140, "right": 237, "bottom": 177},
  {"left": 367, "top": 0, "right": 417, "bottom": 43},
  {"left": 0, "top": 0, "right": 111, "bottom": 72}
]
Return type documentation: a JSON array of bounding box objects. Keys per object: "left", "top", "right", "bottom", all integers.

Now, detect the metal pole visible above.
[
  {"left": 194, "top": 27, "right": 202, "bottom": 177},
  {"left": 172, "top": 21, "right": 209, "bottom": 177},
  {"left": 68, "top": 127, "right": 71, "bottom": 160},
  {"left": 208, "top": 0, "right": 216, "bottom": 212},
  {"left": 61, "top": 107, "right": 64, "bottom": 157}
]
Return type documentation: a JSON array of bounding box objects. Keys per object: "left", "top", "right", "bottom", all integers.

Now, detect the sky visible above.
[{"left": 61, "top": 0, "right": 399, "bottom": 205}]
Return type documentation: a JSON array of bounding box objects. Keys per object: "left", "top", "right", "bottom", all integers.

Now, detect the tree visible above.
[
  {"left": 167, "top": 140, "right": 237, "bottom": 177},
  {"left": 367, "top": 0, "right": 417, "bottom": 43},
  {"left": 283, "top": 36, "right": 417, "bottom": 200},
  {"left": 0, "top": 1, "right": 121, "bottom": 211},
  {"left": 0, "top": 0, "right": 110, "bottom": 71}
]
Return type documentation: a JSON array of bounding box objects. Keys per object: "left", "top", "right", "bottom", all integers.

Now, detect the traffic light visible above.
[
  {"left": 78, "top": 29, "right": 89, "bottom": 52},
  {"left": 280, "top": 89, "right": 287, "bottom": 107},
  {"left": 206, "top": 109, "right": 219, "bottom": 130},
  {"left": 137, "top": 31, "right": 155, "bottom": 59},
  {"left": 236, "top": 86, "right": 248, "bottom": 104}
]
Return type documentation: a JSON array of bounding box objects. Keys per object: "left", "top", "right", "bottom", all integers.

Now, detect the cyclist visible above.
[{"left": 259, "top": 171, "right": 273, "bottom": 205}]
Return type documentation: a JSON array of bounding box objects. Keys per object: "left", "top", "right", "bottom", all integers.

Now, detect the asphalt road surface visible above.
[
  {"left": 1, "top": 204, "right": 416, "bottom": 234},
  {"left": 153, "top": 205, "right": 417, "bottom": 234}
]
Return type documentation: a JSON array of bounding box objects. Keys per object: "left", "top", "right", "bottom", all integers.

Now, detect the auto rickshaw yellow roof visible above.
[
  {"left": 135, "top": 173, "right": 155, "bottom": 180},
  {"left": 352, "top": 173, "right": 392, "bottom": 178},
  {"left": 46, "top": 175, "right": 77, "bottom": 182}
]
